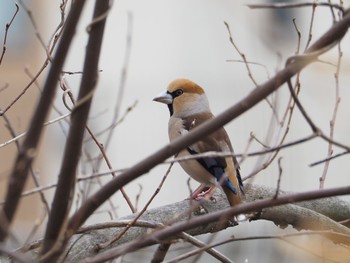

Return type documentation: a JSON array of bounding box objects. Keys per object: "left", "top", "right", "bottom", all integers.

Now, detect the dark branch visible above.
[{"left": 40, "top": 0, "right": 110, "bottom": 261}]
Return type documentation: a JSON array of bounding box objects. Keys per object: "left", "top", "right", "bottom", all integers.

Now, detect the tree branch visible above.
[
  {"left": 40, "top": 0, "right": 110, "bottom": 261},
  {"left": 19, "top": 184, "right": 350, "bottom": 262}
]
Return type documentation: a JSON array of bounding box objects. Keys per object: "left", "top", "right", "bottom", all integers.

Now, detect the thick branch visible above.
[
  {"left": 40, "top": 0, "right": 110, "bottom": 260},
  {"left": 16, "top": 184, "right": 350, "bottom": 262}
]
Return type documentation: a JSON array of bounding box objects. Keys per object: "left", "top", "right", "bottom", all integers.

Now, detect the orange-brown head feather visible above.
[
  {"left": 167, "top": 79, "right": 205, "bottom": 95},
  {"left": 166, "top": 79, "right": 210, "bottom": 117}
]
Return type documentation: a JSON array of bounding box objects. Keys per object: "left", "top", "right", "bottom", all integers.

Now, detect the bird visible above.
[{"left": 153, "top": 78, "right": 244, "bottom": 207}]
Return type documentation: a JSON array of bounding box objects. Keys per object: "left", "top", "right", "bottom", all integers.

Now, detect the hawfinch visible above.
[{"left": 153, "top": 78, "right": 244, "bottom": 206}]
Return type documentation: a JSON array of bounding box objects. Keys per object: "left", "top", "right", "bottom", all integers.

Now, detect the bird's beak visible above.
[{"left": 153, "top": 90, "right": 173, "bottom": 104}]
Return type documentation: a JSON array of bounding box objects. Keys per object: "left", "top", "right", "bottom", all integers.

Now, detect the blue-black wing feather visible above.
[{"left": 187, "top": 147, "right": 237, "bottom": 194}]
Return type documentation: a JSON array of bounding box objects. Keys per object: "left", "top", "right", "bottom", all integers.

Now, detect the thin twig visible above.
[
  {"left": 247, "top": 2, "right": 344, "bottom": 14},
  {"left": 292, "top": 18, "right": 301, "bottom": 54},
  {"left": 304, "top": 1, "right": 317, "bottom": 51},
  {"left": 287, "top": 79, "right": 319, "bottom": 133},
  {"left": 224, "top": 21, "right": 258, "bottom": 87},
  {"left": 249, "top": 132, "right": 271, "bottom": 149},
  {"left": 319, "top": 42, "right": 342, "bottom": 189},
  {"left": 274, "top": 157, "right": 283, "bottom": 199},
  {"left": 226, "top": 59, "right": 271, "bottom": 79},
  {"left": 224, "top": 21, "right": 280, "bottom": 131},
  {"left": 0, "top": 3, "right": 19, "bottom": 65},
  {"left": 0, "top": 113, "right": 71, "bottom": 149},
  {"left": 310, "top": 150, "right": 349, "bottom": 167}
]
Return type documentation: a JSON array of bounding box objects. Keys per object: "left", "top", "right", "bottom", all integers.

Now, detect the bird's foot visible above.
[
  {"left": 186, "top": 185, "right": 207, "bottom": 200},
  {"left": 187, "top": 186, "right": 216, "bottom": 202},
  {"left": 195, "top": 190, "right": 216, "bottom": 202}
]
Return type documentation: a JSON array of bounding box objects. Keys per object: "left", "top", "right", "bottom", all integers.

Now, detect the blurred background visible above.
[{"left": 1, "top": 0, "right": 350, "bottom": 262}]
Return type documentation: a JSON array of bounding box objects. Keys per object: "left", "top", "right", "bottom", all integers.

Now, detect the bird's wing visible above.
[{"left": 183, "top": 113, "right": 244, "bottom": 202}]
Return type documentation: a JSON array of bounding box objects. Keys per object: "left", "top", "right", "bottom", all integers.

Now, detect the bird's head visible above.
[{"left": 153, "top": 79, "right": 210, "bottom": 117}]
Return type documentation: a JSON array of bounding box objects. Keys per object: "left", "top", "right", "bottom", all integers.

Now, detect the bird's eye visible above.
[{"left": 174, "top": 89, "right": 183, "bottom": 97}]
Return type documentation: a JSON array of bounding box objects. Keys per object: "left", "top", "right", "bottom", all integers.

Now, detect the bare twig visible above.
[
  {"left": 0, "top": 113, "right": 71, "bottom": 149},
  {"left": 224, "top": 21, "right": 258, "bottom": 87},
  {"left": 304, "top": 1, "right": 317, "bottom": 50},
  {"left": 319, "top": 42, "right": 343, "bottom": 188},
  {"left": 247, "top": 2, "right": 344, "bottom": 14},
  {"left": 225, "top": 59, "right": 271, "bottom": 79},
  {"left": 274, "top": 157, "right": 283, "bottom": 199},
  {"left": 0, "top": 3, "right": 19, "bottom": 65},
  {"left": 310, "top": 150, "right": 349, "bottom": 167},
  {"left": 249, "top": 132, "right": 271, "bottom": 149},
  {"left": 292, "top": 18, "right": 301, "bottom": 54},
  {"left": 286, "top": 78, "right": 319, "bottom": 133}
]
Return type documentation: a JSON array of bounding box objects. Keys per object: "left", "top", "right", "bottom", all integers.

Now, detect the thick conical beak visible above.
[{"left": 153, "top": 90, "right": 173, "bottom": 104}]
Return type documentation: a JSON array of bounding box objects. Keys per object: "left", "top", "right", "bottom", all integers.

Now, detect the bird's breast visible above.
[{"left": 168, "top": 116, "right": 186, "bottom": 141}]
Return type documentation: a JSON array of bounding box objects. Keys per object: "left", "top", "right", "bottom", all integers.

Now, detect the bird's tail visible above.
[{"left": 223, "top": 186, "right": 241, "bottom": 206}]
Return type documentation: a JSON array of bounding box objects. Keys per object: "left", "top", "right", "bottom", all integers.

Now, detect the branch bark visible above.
[{"left": 19, "top": 184, "right": 350, "bottom": 262}]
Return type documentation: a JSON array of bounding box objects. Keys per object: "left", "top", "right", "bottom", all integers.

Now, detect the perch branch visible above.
[{"left": 38, "top": 184, "right": 350, "bottom": 262}]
